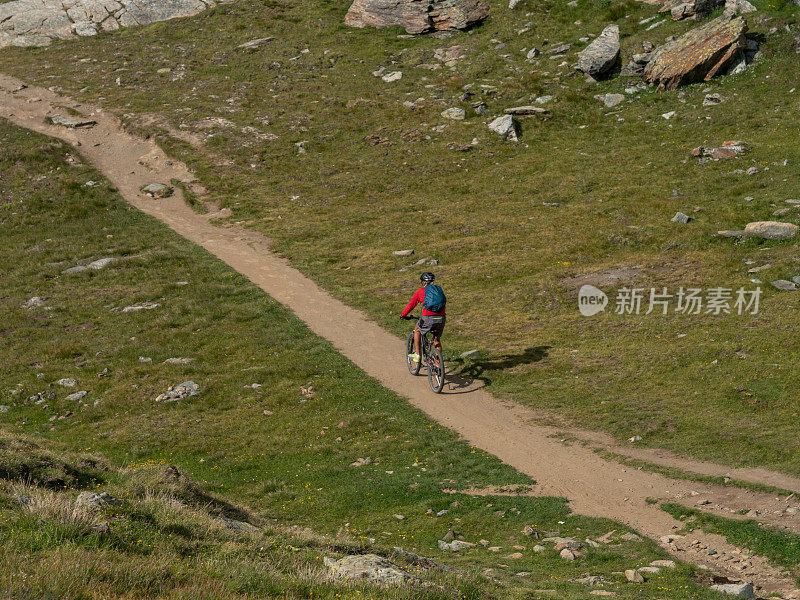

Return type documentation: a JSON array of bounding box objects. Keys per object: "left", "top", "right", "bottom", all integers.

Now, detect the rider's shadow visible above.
[{"left": 446, "top": 346, "right": 551, "bottom": 391}]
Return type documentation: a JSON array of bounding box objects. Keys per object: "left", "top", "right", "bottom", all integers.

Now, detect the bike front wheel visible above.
[
  {"left": 427, "top": 347, "right": 445, "bottom": 393},
  {"left": 406, "top": 331, "right": 421, "bottom": 376}
]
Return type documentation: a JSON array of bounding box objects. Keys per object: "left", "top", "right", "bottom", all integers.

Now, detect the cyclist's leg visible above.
[
  {"left": 431, "top": 317, "right": 445, "bottom": 351},
  {"left": 414, "top": 326, "right": 422, "bottom": 358}
]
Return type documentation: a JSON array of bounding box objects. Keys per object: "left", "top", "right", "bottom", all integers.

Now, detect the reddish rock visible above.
[
  {"left": 643, "top": 14, "right": 747, "bottom": 90},
  {"left": 345, "top": 0, "right": 488, "bottom": 34}
]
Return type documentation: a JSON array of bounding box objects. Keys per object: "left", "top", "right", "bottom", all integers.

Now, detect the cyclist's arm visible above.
[{"left": 401, "top": 288, "right": 423, "bottom": 317}]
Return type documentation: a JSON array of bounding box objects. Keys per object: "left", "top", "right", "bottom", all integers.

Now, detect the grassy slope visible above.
[
  {"left": 0, "top": 122, "right": 726, "bottom": 598},
  {"left": 1, "top": 0, "right": 799, "bottom": 470}
]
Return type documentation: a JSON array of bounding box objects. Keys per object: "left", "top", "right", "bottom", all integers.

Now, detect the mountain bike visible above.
[{"left": 402, "top": 315, "right": 445, "bottom": 393}]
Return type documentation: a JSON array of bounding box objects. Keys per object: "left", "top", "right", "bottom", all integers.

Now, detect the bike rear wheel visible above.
[
  {"left": 427, "top": 346, "right": 445, "bottom": 393},
  {"left": 406, "top": 331, "right": 421, "bottom": 375}
]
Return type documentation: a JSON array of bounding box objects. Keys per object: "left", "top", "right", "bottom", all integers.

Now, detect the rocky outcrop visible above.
[
  {"left": 575, "top": 24, "right": 620, "bottom": 78},
  {"left": 642, "top": 14, "right": 747, "bottom": 90},
  {"left": 344, "top": 0, "right": 488, "bottom": 34},
  {"left": 0, "top": 0, "right": 217, "bottom": 48},
  {"left": 660, "top": 0, "right": 723, "bottom": 20},
  {"left": 324, "top": 554, "right": 418, "bottom": 586}
]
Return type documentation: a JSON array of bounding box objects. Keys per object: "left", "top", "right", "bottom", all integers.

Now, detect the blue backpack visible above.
[{"left": 424, "top": 285, "right": 446, "bottom": 313}]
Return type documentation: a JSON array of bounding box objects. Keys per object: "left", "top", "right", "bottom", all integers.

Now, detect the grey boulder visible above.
[{"left": 575, "top": 25, "right": 620, "bottom": 78}]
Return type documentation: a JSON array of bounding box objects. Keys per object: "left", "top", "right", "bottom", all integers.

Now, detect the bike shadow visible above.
[{"left": 444, "top": 346, "right": 551, "bottom": 391}]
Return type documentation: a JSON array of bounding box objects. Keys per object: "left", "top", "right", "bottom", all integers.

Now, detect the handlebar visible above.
[{"left": 400, "top": 314, "right": 418, "bottom": 320}]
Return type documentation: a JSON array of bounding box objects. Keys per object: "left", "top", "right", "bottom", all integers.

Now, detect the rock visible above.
[
  {"left": 575, "top": 24, "right": 620, "bottom": 78},
  {"left": 442, "top": 107, "right": 465, "bottom": 120},
  {"left": 154, "top": 381, "right": 199, "bottom": 402},
  {"left": 1, "top": 0, "right": 214, "bottom": 48},
  {"left": 344, "top": 0, "right": 489, "bottom": 34},
  {"left": 434, "top": 45, "right": 466, "bottom": 66},
  {"left": 672, "top": 212, "right": 691, "bottom": 223},
  {"left": 503, "top": 106, "right": 549, "bottom": 116},
  {"left": 650, "top": 559, "right": 676, "bottom": 568},
  {"left": 393, "top": 249, "right": 415, "bottom": 256},
  {"left": 505, "top": 552, "right": 524, "bottom": 559},
  {"left": 620, "top": 52, "right": 652, "bottom": 76},
  {"left": 62, "top": 265, "right": 87, "bottom": 274},
  {"left": 620, "top": 532, "right": 641, "bottom": 542},
  {"left": 460, "top": 349, "right": 480, "bottom": 359},
  {"left": 163, "top": 357, "right": 194, "bottom": 365},
  {"left": 141, "top": 183, "right": 173, "bottom": 198},
  {"left": 215, "top": 514, "right": 259, "bottom": 531},
  {"left": 22, "top": 296, "right": 46, "bottom": 309},
  {"left": 47, "top": 116, "right": 97, "bottom": 128},
  {"left": 238, "top": 37, "right": 275, "bottom": 50},
  {"left": 139, "top": 356, "right": 152, "bottom": 363},
  {"left": 449, "top": 540, "right": 476, "bottom": 551},
  {"left": 382, "top": 71, "right": 402, "bottom": 82},
  {"left": 87, "top": 257, "right": 117, "bottom": 270},
  {"left": 598, "top": 93, "right": 625, "bottom": 108},
  {"left": 662, "top": 111, "right": 676, "bottom": 119},
  {"left": 572, "top": 574, "right": 607, "bottom": 586},
  {"left": 473, "top": 102, "right": 488, "bottom": 116},
  {"left": 559, "top": 548, "right": 575, "bottom": 561},
  {"left": 0, "top": 406, "right": 10, "bottom": 413},
  {"left": 324, "top": 554, "right": 417, "bottom": 586},
  {"left": 691, "top": 140, "right": 746, "bottom": 160},
  {"left": 121, "top": 302, "right": 160, "bottom": 313},
  {"left": 535, "top": 95, "right": 552, "bottom": 104},
  {"left": 743, "top": 221, "right": 798, "bottom": 240},
  {"left": 522, "top": 524, "right": 537, "bottom": 536},
  {"left": 436, "top": 509, "right": 449, "bottom": 516},
  {"left": 637, "top": 566, "right": 660, "bottom": 574},
  {"left": 487, "top": 115, "right": 520, "bottom": 141},
  {"left": 526, "top": 47, "right": 540, "bottom": 60},
  {"left": 725, "top": 0, "right": 756, "bottom": 13},
  {"left": 710, "top": 582, "right": 755, "bottom": 599},
  {"left": 590, "top": 592, "right": 617, "bottom": 597},
  {"left": 718, "top": 229, "right": 747, "bottom": 238},
  {"left": 770, "top": 280, "right": 797, "bottom": 291},
  {"left": 66, "top": 391, "right": 87, "bottom": 401},
  {"left": 76, "top": 491, "right": 121, "bottom": 510},
  {"left": 625, "top": 569, "right": 645, "bottom": 583},
  {"left": 703, "top": 93, "right": 723, "bottom": 106},
  {"left": 350, "top": 457, "right": 372, "bottom": 467},
  {"left": 642, "top": 14, "right": 748, "bottom": 90},
  {"left": 785, "top": 507, "right": 800, "bottom": 514},
  {"left": 629, "top": 435, "right": 643, "bottom": 442},
  {"left": 57, "top": 378, "right": 77, "bottom": 387},
  {"left": 661, "top": 0, "right": 724, "bottom": 21},
  {"left": 533, "top": 544, "right": 545, "bottom": 552}
]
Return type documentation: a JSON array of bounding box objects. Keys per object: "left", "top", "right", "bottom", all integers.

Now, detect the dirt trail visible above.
[{"left": 2, "top": 73, "right": 798, "bottom": 597}]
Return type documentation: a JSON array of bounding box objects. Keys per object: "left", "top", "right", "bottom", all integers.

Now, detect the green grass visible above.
[
  {"left": 0, "top": 122, "right": 727, "bottom": 598},
  {"left": 662, "top": 502, "right": 800, "bottom": 583},
  {"left": 2, "top": 0, "right": 799, "bottom": 474}
]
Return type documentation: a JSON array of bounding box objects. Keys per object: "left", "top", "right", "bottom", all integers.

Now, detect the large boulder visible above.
[
  {"left": 660, "top": 0, "right": 723, "bottom": 20},
  {"left": 575, "top": 24, "right": 620, "bottom": 78},
  {"left": 344, "top": 0, "right": 488, "bottom": 34},
  {"left": 324, "top": 554, "right": 418, "bottom": 586},
  {"left": 743, "top": 221, "right": 798, "bottom": 240},
  {"left": 642, "top": 14, "right": 747, "bottom": 90}
]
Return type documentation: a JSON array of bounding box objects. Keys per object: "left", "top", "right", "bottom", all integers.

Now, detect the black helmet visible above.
[{"left": 420, "top": 272, "right": 435, "bottom": 283}]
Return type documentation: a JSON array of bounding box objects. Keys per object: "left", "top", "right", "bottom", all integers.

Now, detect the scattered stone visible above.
[
  {"left": 743, "top": 221, "right": 798, "bottom": 240},
  {"left": 672, "top": 212, "right": 691, "bottom": 223},
  {"left": 393, "top": 514, "right": 405, "bottom": 520},
  {"left": 433, "top": 45, "right": 466, "bottom": 66},
  {"left": 442, "top": 107, "right": 465, "bottom": 120},
  {"left": 770, "top": 280, "right": 797, "bottom": 291},
  {"left": 141, "top": 183, "right": 173, "bottom": 198},
  {"left": 351, "top": 457, "right": 372, "bottom": 467},
  {"left": 503, "top": 106, "right": 549, "bottom": 116},
  {"left": 691, "top": 140, "right": 746, "bottom": 160},
  {"left": 154, "top": 381, "right": 199, "bottom": 402},
  {"left": 460, "top": 349, "right": 480, "bottom": 359},
  {"left": 572, "top": 574, "right": 607, "bottom": 586},
  {"left": 725, "top": 0, "right": 756, "bottom": 13},
  {"left": 526, "top": 47, "right": 540, "bottom": 60},
  {"left": 382, "top": 71, "right": 402, "bottom": 82},
  {"left": 121, "top": 302, "right": 160, "bottom": 313},
  {"left": 590, "top": 592, "right": 617, "bottom": 597},
  {"left": 48, "top": 116, "right": 96, "bottom": 128},
  {"left": 625, "top": 569, "right": 645, "bottom": 583},
  {"left": 598, "top": 93, "right": 625, "bottom": 108},
  {"left": 619, "top": 532, "right": 641, "bottom": 542},
  {"left": 629, "top": 435, "right": 643, "bottom": 442},
  {"left": 215, "top": 514, "right": 259, "bottom": 531},
  {"left": 139, "top": 357, "right": 152, "bottom": 363},
  {"left": 345, "top": 0, "right": 489, "bottom": 34},
  {"left": 505, "top": 552, "right": 524, "bottom": 559},
  {"left": 535, "top": 95, "right": 552, "bottom": 104},
  {"left": 522, "top": 524, "right": 537, "bottom": 537},
  {"left": 238, "top": 37, "right": 275, "bottom": 50},
  {"left": 575, "top": 24, "right": 620, "bottom": 78},
  {"left": 710, "top": 582, "right": 755, "bottom": 599},
  {"left": 0, "top": 406, "right": 10, "bottom": 413},
  {"left": 22, "top": 296, "right": 46, "bottom": 309},
  {"left": 436, "top": 509, "right": 449, "bottom": 516},
  {"left": 559, "top": 548, "right": 575, "bottom": 561},
  {"left": 324, "top": 554, "right": 417, "bottom": 586},
  {"left": 57, "top": 378, "right": 77, "bottom": 387},
  {"left": 703, "top": 93, "right": 723, "bottom": 106},
  {"left": 650, "top": 559, "right": 676, "bottom": 568},
  {"left": 643, "top": 14, "right": 748, "bottom": 90},
  {"left": 66, "top": 391, "right": 87, "bottom": 401},
  {"left": 638, "top": 566, "right": 660, "bottom": 574},
  {"left": 449, "top": 540, "right": 476, "bottom": 551},
  {"left": 76, "top": 491, "right": 121, "bottom": 510},
  {"left": 533, "top": 544, "right": 545, "bottom": 552},
  {"left": 163, "top": 357, "right": 194, "bottom": 365},
  {"left": 662, "top": 110, "right": 676, "bottom": 119},
  {"left": 393, "top": 249, "right": 415, "bottom": 256},
  {"left": 487, "top": 115, "right": 520, "bottom": 141},
  {"left": 87, "top": 257, "right": 116, "bottom": 270}
]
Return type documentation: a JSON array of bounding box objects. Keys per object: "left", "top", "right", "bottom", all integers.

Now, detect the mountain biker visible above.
[{"left": 400, "top": 272, "right": 446, "bottom": 367}]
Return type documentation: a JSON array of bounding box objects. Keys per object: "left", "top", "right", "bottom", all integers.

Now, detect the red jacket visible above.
[{"left": 402, "top": 286, "right": 446, "bottom": 317}]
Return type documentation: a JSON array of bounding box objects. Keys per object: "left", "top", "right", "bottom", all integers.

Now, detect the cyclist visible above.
[{"left": 400, "top": 272, "right": 446, "bottom": 366}]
